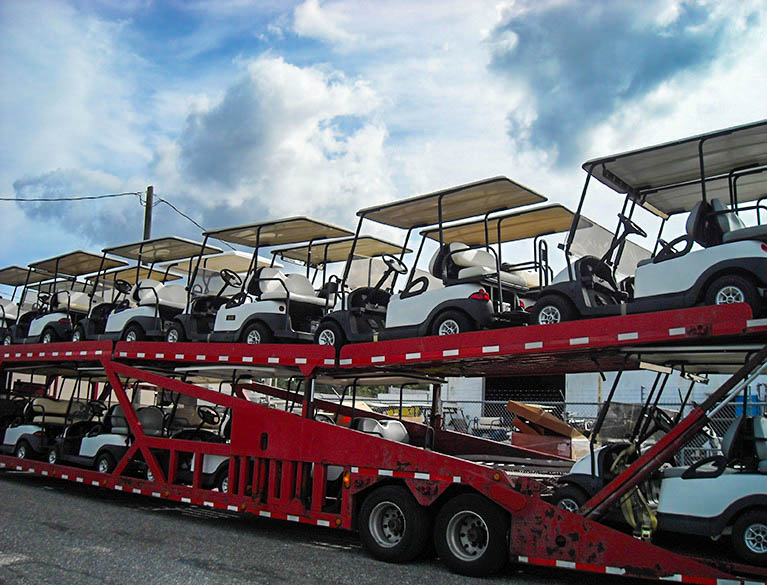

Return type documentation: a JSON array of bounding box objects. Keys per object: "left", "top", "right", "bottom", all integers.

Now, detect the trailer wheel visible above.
[
  {"left": 732, "top": 509, "right": 767, "bottom": 566},
  {"left": 41, "top": 328, "right": 57, "bottom": 344},
  {"left": 315, "top": 321, "right": 345, "bottom": 349},
  {"left": 95, "top": 452, "right": 116, "bottom": 474},
  {"left": 15, "top": 440, "right": 30, "bottom": 459},
  {"left": 434, "top": 493, "right": 509, "bottom": 577},
  {"left": 122, "top": 324, "right": 145, "bottom": 342},
  {"left": 532, "top": 296, "right": 576, "bottom": 325},
  {"left": 705, "top": 274, "right": 759, "bottom": 315},
  {"left": 431, "top": 310, "right": 472, "bottom": 336},
  {"left": 242, "top": 322, "right": 272, "bottom": 345},
  {"left": 359, "top": 485, "right": 429, "bottom": 563},
  {"left": 551, "top": 484, "right": 589, "bottom": 513},
  {"left": 166, "top": 323, "right": 185, "bottom": 343}
]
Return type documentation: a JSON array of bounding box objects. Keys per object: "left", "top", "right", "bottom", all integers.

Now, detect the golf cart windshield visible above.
[
  {"left": 272, "top": 236, "right": 409, "bottom": 268},
  {"left": 568, "top": 215, "right": 652, "bottom": 278},
  {"left": 161, "top": 251, "right": 271, "bottom": 276},
  {"left": 584, "top": 119, "right": 767, "bottom": 218},
  {"left": 99, "top": 265, "right": 183, "bottom": 286},
  {"left": 357, "top": 176, "right": 547, "bottom": 229}
]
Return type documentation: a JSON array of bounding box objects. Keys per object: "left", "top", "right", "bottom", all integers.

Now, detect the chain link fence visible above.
[{"left": 368, "top": 396, "right": 765, "bottom": 465}]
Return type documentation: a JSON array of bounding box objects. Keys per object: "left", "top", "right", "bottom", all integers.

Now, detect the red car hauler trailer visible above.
[{"left": 1, "top": 303, "right": 767, "bottom": 582}]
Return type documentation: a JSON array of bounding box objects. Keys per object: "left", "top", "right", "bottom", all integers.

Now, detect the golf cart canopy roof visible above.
[
  {"left": 420, "top": 204, "right": 576, "bottom": 245},
  {"left": 204, "top": 217, "right": 353, "bottom": 248},
  {"left": 584, "top": 119, "right": 767, "bottom": 218},
  {"left": 272, "top": 236, "right": 411, "bottom": 267},
  {"left": 104, "top": 237, "right": 222, "bottom": 263},
  {"left": 159, "top": 251, "right": 273, "bottom": 275},
  {"left": 98, "top": 265, "right": 183, "bottom": 285},
  {"left": 357, "top": 176, "right": 547, "bottom": 229},
  {"left": 315, "top": 373, "right": 446, "bottom": 386},
  {"left": 0, "top": 266, "right": 51, "bottom": 287},
  {"left": 29, "top": 251, "right": 126, "bottom": 276}
]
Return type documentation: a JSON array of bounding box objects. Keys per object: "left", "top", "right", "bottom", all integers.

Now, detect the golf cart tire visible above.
[
  {"left": 315, "top": 321, "right": 346, "bottom": 349},
  {"left": 122, "top": 324, "right": 145, "bottom": 342},
  {"left": 705, "top": 274, "right": 759, "bottom": 316},
  {"left": 431, "top": 310, "right": 473, "bottom": 336},
  {"left": 532, "top": 295, "right": 577, "bottom": 325},
  {"left": 15, "top": 440, "right": 30, "bottom": 459},
  {"left": 71, "top": 324, "right": 86, "bottom": 342},
  {"left": 241, "top": 321, "right": 272, "bottom": 345},
  {"left": 95, "top": 451, "right": 116, "bottom": 474},
  {"left": 433, "top": 492, "right": 509, "bottom": 577},
  {"left": 358, "top": 485, "right": 430, "bottom": 563},
  {"left": 41, "top": 328, "right": 58, "bottom": 344},
  {"left": 732, "top": 508, "right": 767, "bottom": 566},
  {"left": 551, "top": 483, "right": 589, "bottom": 513},
  {"left": 166, "top": 322, "right": 186, "bottom": 343}
]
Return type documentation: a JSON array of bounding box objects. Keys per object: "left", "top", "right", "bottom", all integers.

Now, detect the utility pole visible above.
[{"left": 143, "top": 185, "right": 153, "bottom": 240}]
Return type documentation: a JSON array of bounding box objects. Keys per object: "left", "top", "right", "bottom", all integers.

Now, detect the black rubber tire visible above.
[
  {"left": 531, "top": 295, "right": 577, "bottom": 325},
  {"left": 71, "top": 324, "right": 86, "bottom": 342},
  {"left": 434, "top": 493, "right": 509, "bottom": 577},
  {"left": 48, "top": 448, "right": 58, "bottom": 465},
  {"left": 705, "top": 274, "right": 760, "bottom": 316},
  {"left": 551, "top": 484, "right": 590, "bottom": 513},
  {"left": 41, "top": 328, "right": 58, "bottom": 344},
  {"left": 314, "top": 321, "right": 346, "bottom": 349},
  {"left": 2, "top": 334, "right": 12, "bottom": 345},
  {"left": 15, "top": 440, "right": 30, "bottom": 459},
  {"left": 431, "top": 310, "right": 473, "bottom": 336},
  {"left": 166, "top": 323, "right": 185, "bottom": 343},
  {"left": 95, "top": 452, "right": 116, "bottom": 474},
  {"left": 359, "top": 485, "right": 430, "bottom": 563},
  {"left": 122, "top": 324, "right": 145, "bottom": 342},
  {"left": 215, "top": 465, "right": 230, "bottom": 494},
  {"left": 241, "top": 322, "right": 272, "bottom": 345},
  {"left": 732, "top": 508, "right": 767, "bottom": 566}
]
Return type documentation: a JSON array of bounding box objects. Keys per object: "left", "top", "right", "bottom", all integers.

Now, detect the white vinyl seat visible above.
[
  {"left": 30, "top": 398, "right": 88, "bottom": 425},
  {"left": 252, "top": 269, "right": 327, "bottom": 306},
  {"left": 710, "top": 199, "right": 767, "bottom": 244},
  {"left": 285, "top": 274, "right": 327, "bottom": 306},
  {"left": 0, "top": 298, "right": 18, "bottom": 322},
  {"left": 430, "top": 243, "right": 529, "bottom": 289},
  {"left": 55, "top": 291, "right": 94, "bottom": 313},
  {"left": 352, "top": 417, "right": 410, "bottom": 443},
  {"left": 135, "top": 279, "right": 187, "bottom": 310}
]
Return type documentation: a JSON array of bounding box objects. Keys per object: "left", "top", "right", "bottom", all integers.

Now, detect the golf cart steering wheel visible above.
[
  {"left": 219, "top": 269, "right": 243, "bottom": 289},
  {"left": 197, "top": 405, "right": 220, "bottom": 426},
  {"left": 88, "top": 400, "right": 107, "bottom": 418},
  {"left": 382, "top": 254, "right": 407, "bottom": 275},
  {"left": 651, "top": 407, "right": 674, "bottom": 434},
  {"left": 35, "top": 292, "right": 51, "bottom": 310},
  {"left": 618, "top": 214, "right": 647, "bottom": 238},
  {"left": 225, "top": 291, "right": 248, "bottom": 309},
  {"left": 114, "top": 279, "right": 132, "bottom": 296}
]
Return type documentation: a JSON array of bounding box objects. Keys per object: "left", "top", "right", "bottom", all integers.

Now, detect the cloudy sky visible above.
[{"left": 1, "top": 0, "right": 765, "bottom": 272}]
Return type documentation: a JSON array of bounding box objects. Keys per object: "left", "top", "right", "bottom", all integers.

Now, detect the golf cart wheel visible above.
[
  {"left": 215, "top": 465, "right": 230, "bottom": 494},
  {"left": 733, "top": 509, "right": 767, "bottom": 565},
  {"left": 71, "top": 325, "right": 85, "bottom": 342},
  {"left": 705, "top": 274, "right": 759, "bottom": 315},
  {"left": 434, "top": 493, "right": 509, "bottom": 577},
  {"left": 551, "top": 484, "right": 589, "bottom": 513},
  {"left": 95, "top": 452, "right": 116, "bottom": 474},
  {"left": 14, "top": 440, "right": 30, "bottom": 459},
  {"left": 166, "top": 323, "right": 185, "bottom": 343},
  {"left": 2, "top": 334, "right": 12, "bottom": 345},
  {"left": 532, "top": 295, "right": 576, "bottom": 325},
  {"left": 41, "top": 328, "right": 58, "bottom": 344},
  {"left": 431, "top": 310, "right": 472, "bottom": 336},
  {"left": 315, "top": 321, "right": 345, "bottom": 349},
  {"left": 122, "top": 324, "right": 145, "bottom": 342},
  {"left": 359, "top": 485, "right": 430, "bottom": 563},
  {"left": 47, "top": 448, "right": 58, "bottom": 465},
  {"left": 242, "top": 322, "right": 272, "bottom": 345}
]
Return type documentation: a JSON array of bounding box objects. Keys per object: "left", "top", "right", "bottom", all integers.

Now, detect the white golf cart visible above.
[
  {"left": 199, "top": 217, "right": 352, "bottom": 344},
  {"left": 99, "top": 237, "right": 221, "bottom": 341},
  {"left": 0, "top": 265, "right": 52, "bottom": 342},
  {"left": 314, "top": 177, "right": 547, "bottom": 347},
  {"left": 162, "top": 251, "right": 272, "bottom": 343},
  {"left": 532, "top": 119, "right": 767, "bottom": 325},
  {"left": 4, "top": 251, "right": 127, "bottom": 344}
]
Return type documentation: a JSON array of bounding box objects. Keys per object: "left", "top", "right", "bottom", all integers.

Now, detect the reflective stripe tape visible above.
[
  {"left": 115, "top": 485, "right": 123, "bottom": 491},
  {"left": 218, "top": 356, "right": 229, "bottom": 362},
  {"left": 295, "top": 358, "right": 307, "bottom": 364},
  {"left": 482, "top": 345, "right": 500, "bottom": 353},
  {"left": 617, "top": 332, "right": 638, "bottom": 341},
  {"left": 524, "top": 341, "right": 542, "bottom": 350},
  {"left": 317, "top": 519, "right": 330, "bottom": 527},
  {"left": 195, "top": 355, "right": 206, "bottom": 360},
  {"left": 259, "top": 510, "right": 271, "bottom": 518},
  {"left": 181, "top": 497, "right": 191, "bottom": 503},
  {"left": 442, "top": 349, "right": 459, "bottom": 357},
  {"left": 324, "top": 359, "right": 335, "bottom": 365},
  {"left": 371, "top": 356, "right": 386, "bottom": 363},
  {"left": 268, "top": 357, "right": 279, "bottom": 364},
  {"left": 569, "top": 337, "right": 589, "bottom": 345},
  {"left": 175, "top": 354, "right": 184, "bottom": 359},
  {"left": 405, "top": 352, "right": 421, "bottom": 360},
  {"left": 136, "top": 352, "right": 145, "bottom": 358},
  {"left": 287, "top": 515, "right": 300, "bottom": 522},
  {"left": 340, "top": 359, "right": 352, "bottom": 365},
  {"left": 669, "top": 327, "right": 685, "bottom": 336},
  {"left": 203, "top": 501, "right": 214, "bottom": 507},
  {"left": 413, "top": 472, "right": 430, "bottom": 480},
  {"left": 155, "top": 353, "right": 164, "bottom": 359},
  {"left": 378, "top": 469, "right": 393, "bottom": 477},
  {"left": 242, "top": 356, "right": 253, "bottom": 362},
  {"left": 227, "top": 505, "right": 238, "bottom": 512}
]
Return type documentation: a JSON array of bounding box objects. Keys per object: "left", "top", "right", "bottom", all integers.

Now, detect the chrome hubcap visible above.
[
  {"left": 221, "top": 476, "right": 228, "bottom": 493},
  {"left": 167, "top": 329, "right": 179, "bottom": 343},
  {"left": 369, "top": 501, "right": 405, "bottom": 548},
  {"left": 745, "top": 523, "right": 767, "bottom": 554},
  {"left": 97, "top": 458, "right": 110, "bottom": 473},
  {"left": 16, "top": 445, "right": 26, "bottom": 458},
  {"left": 538, "top": 305, "right": 561, "bottom": 324},
  {"left": 3, "top": 337, "right": 10, "bottom": 345},
  {"left": 438, "top": 319, "right": 460, "bottom": 336},
  {"left": 716, "top": 285, "right": 744, "bottom": 305},
  {"left": 42, "top": 332, "right": 52, "bottom": 343},
  {"left": 125, "top": 331, "right": 137, "bottom": 342},
  {"left": 246, "top": 329, "right": 261, "bottom": 344},
  {"left": 317, "top": 329, "right": 335, "bottom": 346},
  {"left": 72, "top": 330, "right": 81, "bottom": 342},
  {"left": 446, "top": 511, "right": 488, "bottom": 560},
  {"left": 557, "top": 498, "right": 580, "bottom": 513},
  {"left": 48, "top": 450, "right": 57, "bottom": 464},
  {"left": 146, "top": 469, "right": 154, "bottom": 482}
]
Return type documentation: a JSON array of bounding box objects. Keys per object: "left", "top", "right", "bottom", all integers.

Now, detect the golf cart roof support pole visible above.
[
  {"left": 350, "top": 379, "right": 358, "bottom": 422},
  {"left": 429, "top": 381, "right": 441, "bottom": 431},
  {"left": 582, "top": 343, "right": 767, "bottom": 520},
  {"left": 630, "top": 371, "right": 661, "bottom": 441},
  {"left": 398, "top": 383, "right": 404, "bottom": 422},
  {"left": 698, "top": 136, "right": 708, "bottom": 204},
  {"left": 187, "top": 233, "right": 210, "bottom": 313},
  {"left": 18, "top": 267, "right": 32, "bottom": 313},
  {"left": 588, "top": 360, "right": 626, "bottom": 476},
  {"left": 88, "top": 253, "right": 108, "bottom": 314},
  {"left": 437, "top": 193, "right": 445, "bottom": 245},
  {"left": 391, "top": 227, "right": 413, "bottom": 292},
  {"left": 484, "top": 208, "right": 506, "bottom": 312},
  {"left": 564, "top": 164, "right": 595, "bottom": 279},
  {"left": 652, "top": 218, "right": 666, "bottom": 256},
  {"left": 340, "top": 216, "right": 364, "bottom": 294},
  {"left": 242, "top": 228, "right": 263, "bottom": 293},
  {"left": 52, "top": 257, "right": 60, "bottom": 295},
  {"left": 404, "top": 233, "right": 426, "bottom": 289},
  {"left": 637, "top": 371, "right": 669, "bottom": 442},
  {"left": 673, "top": 379, "right": 697, "bottom": 426},
  {"left": 301, "top": 375, "right": 315, "bottom": 420}
]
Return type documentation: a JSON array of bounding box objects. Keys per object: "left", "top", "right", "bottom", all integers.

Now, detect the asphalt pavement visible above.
[{"left": 0, "top": 471, "right": 641, "bottom": 585}]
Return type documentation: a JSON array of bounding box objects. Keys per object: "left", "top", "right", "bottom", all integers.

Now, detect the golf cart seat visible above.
[
  {"left": 134, "top": 279, "right": 187, "bottom": 311},
  {"left": 29, "top": 397, "right": 88, "bottom": 426},
  {"left": 710, "top": 199, "right": 767, "bottom": 244},
  {"left": 0, "top": 299, "right": 19, "bottom": 323},
  {"left": 249, "top": 268, "right": 326, "bottom": 306},
  {"left": 53, "top": 291, "right": 94, "bottom": 313},
  {"left": 429, "top": 243, "right": 529, "bottom": 289},
  {"left": 108, "top": 405, "right": 129, "bottom": 435},
  {"left": 136, "top": 406, "right": 164, "bottom": 437},
  {"left": 352, "top": 417, "right": 410, "bottom": 444}
]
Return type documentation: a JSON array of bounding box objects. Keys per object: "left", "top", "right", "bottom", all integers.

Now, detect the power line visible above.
[
  {"left": 0, "top": 191, "right": 141, "bottom": 202},
  {"left": 156, "top": 195, "right": 236, "bottom": 250}
]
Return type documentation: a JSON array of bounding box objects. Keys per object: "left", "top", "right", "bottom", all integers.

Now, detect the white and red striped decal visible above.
[{"left": 350, "top": 466, "right": 461, "bottom": 484}]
